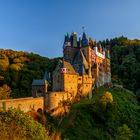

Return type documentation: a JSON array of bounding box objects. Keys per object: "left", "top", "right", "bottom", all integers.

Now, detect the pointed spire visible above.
[
  {"left": 81, "top": 32, "right": 88, "bottom": 47},
  {"left": 79, "top": 37, "right": 82, "bottom": 47},
  {"left": 64, "top": 33, "right": 70, "bottom": 43},
  {"left": 64, "top": 34, "right": 67, "bottom": 43},
  {"left": 66, "top": 33, "right": 70, "bottom": 42}
]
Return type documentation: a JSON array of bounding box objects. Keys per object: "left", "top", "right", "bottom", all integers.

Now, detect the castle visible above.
[
  {"left": 0, "top": 32, "right": 111, "bottom": 117},
  {"left": 53, "top": 32, "right": 111, "bottom": 95},
  {"left": 32, "top": 32, "right": 111, "bottom": 116}
]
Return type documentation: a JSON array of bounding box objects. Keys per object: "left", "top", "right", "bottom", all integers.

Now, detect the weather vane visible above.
[{"left": 82, "top": 26, "right": 85, "bottom": 32}]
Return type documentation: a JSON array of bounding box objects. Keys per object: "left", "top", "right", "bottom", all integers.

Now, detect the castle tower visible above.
[
  {"left": 52, "top": 32, "right": 111, "bottom": 104},
  {"left": 63, "top": 34, "right": 72, "bottom": 63},
  {"left": 63, "top": 32, "right": 79, "bottom": 63}
]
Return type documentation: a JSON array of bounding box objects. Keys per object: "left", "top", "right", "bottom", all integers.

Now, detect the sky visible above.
[{"left": 0, "top": 0, "right": 140, "bottom": 58}]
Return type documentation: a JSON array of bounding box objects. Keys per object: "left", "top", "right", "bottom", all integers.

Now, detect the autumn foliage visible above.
[{"left": 0, "top": 49, "right": 59, "bottom": 99}]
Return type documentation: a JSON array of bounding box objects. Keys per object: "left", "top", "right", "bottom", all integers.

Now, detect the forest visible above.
[
  {"left": 100, "top": 37, "right": 140, "bottom": 102},
  {"left": 0, "top": 36, "right": 140, "bottom": 102},
  {"left": 0, "top": 37, "right": 140, "bottom": 139},
  {"left": 0, "top": 49, "right": 59, "bottom": 99},
  {"left": 60, "top": 86, "right": 140, "bottom": 140}
]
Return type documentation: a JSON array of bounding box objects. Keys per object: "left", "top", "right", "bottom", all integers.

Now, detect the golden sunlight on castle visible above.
[
  {"left": 0, "top": 32, "right": 111, "bottom": 117},
  {"left": 32, "top": 32, "right": 111, "bottom": 116}
]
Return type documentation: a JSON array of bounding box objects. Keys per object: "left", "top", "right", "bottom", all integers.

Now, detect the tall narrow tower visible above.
[{"left": 63, "top": 32, "right": 79, "bottom": 63}]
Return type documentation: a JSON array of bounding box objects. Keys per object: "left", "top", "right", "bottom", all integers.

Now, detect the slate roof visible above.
[
  {"left": 72, "top": 50, "right": 89, "bottom": 75},
  {"left": 32, "top": 79, "right": 46, "bottom": 86}
]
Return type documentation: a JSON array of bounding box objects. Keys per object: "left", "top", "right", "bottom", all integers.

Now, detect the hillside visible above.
[
  {"left": 0, "top": 37, "right": 140, "bottom": 140},
  {"left": 0, "top": 49, "right": 60, "bottom": 99},
  {"left": 59, "top": 86, "right": 140, "bottom": 140},
  {"left": 0, "top": 37, "right": 140, "bottom": 100}
]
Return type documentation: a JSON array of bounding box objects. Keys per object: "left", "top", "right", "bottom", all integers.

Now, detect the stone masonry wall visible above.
[
  {"left": 32, "top": 85, "right": 46, "bottom": 97},
  {"left": 64, "top": 74, "right": 78, "bottom": 97},
  {"left": 45, "top": 92, "right": 67, "bottom": 111},
  {"left": 82, "top": 75, "right": 93, "bottom": 97},
  {"left": 53, "top": 62, "right": 64, "bottom": 92},
  {"left": 0, "top": 97, "right": 44, "bottom": 112}
]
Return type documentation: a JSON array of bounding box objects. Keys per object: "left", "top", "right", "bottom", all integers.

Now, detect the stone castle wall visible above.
[
  {"left": 81, "top": 75, "right": 93, "bottom": 97},
  {"left": 32, "top": 85, "right": 47, "bottom": 97},
  {"left": 45, "top": 92, "right": 67, "bottom": 111},
  {"left": 64, "top": 74, "right": 78, "bottom": 97},
  {"left": 53, "top": 62, "right": 64, "bottom": 92},
  {"left": 94, "top": 52, "right": 111, "bottom": 87},
  {"left": 0, "top": 97, "right": 44, "bottom": 112}
]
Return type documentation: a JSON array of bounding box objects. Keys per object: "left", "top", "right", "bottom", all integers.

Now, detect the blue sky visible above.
[{"left": 0, "top": 0, "right": 140, "bottom": 58}]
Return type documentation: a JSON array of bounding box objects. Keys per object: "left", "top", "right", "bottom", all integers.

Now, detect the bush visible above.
[{"left": 0, "top": 109, "right": 48, "bottom": 140}]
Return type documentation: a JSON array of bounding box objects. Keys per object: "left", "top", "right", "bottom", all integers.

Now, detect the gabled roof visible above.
[
  {"left": 62, "top": 60, "right": 77, "bottom": 74},
  {"left": 54, "top": 59, "right": 77, "bottom": 75}
]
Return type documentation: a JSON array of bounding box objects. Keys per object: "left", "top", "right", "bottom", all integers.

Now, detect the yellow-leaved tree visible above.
[
  {"left": 100, "top": 91, "right": 113, "bottom": 106},
  {"left": 0, "top": 84, "right": 11, "bottom": 100}
]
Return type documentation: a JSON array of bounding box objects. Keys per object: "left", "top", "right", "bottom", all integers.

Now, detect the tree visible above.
[
  {"left": 100, "top": 91, "right": 113, "bottom": 106},
  {"left": 0, "top": 57, "right": 9, "bottom": 71},
  {"left": 136, "top": 89, "right": 140, "bottom": 103},
  {"left": 114, "top": 124, "right": 133, "bottom": 140},
  {"left": 0, "top": 84, "right": 11, "bottom": 99},
  {"left": 0, "top": 109, "right": 48, "bottom": 140}
]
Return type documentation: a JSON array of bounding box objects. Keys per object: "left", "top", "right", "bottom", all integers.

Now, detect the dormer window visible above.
[{"left": 61, "top": 68, "right": 67, "bottom": 74}]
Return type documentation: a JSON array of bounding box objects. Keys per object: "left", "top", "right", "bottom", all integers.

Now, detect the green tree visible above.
[{"left": 114, "top": 124, "right": 133, "bottom": 140}]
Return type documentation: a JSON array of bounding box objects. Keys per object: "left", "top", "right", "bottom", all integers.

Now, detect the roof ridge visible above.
[{"left": 80, "top": 50, "right": 89, "bottom": 69}]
